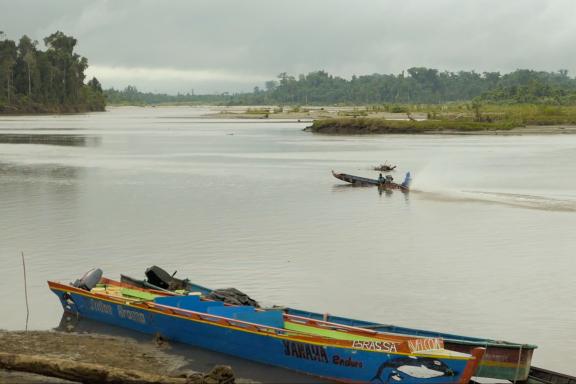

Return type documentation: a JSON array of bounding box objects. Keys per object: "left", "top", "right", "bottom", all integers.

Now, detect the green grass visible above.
[
  {"left": 489, "top": 104, "right": 576, "bottom": 125},
  {"left": 307, "top": 117, "right": 520, "bottom": 134},
  {"left": 305, "top": 103, "right": 576, "bottom": 134},
  {"left": 395, "top": 103, "right": 576, "bottom": 125},
  {"left": 337, "top": 109, "right": 368, "bottom": 117},
  {"left": 244, "top": 107, "right": 271, "bottom": 114}
]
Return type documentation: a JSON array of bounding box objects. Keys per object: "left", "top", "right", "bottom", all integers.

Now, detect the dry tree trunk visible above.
[{"left": 0, "top": 352, "right": 234, "bottom": 384}]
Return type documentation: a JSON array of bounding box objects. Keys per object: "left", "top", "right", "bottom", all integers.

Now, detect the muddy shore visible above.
[
  {"left": 0, "top": 330, "right": 246, "bottom": 384},
  {"left": 200, "top": 106, "right": 424, "bottom": 121}
]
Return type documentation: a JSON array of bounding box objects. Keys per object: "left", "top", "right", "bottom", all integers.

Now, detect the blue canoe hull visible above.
[
  {"left": 49, "top": 283, "right": 476, "bottom": 383},
  {"left": 118, "top": 274, "right": 534, "bottom": 381}
]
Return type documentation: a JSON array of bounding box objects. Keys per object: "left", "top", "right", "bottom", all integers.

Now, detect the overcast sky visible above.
[{"left": 1, "top": 0, "right": 575, "bottom": 94}]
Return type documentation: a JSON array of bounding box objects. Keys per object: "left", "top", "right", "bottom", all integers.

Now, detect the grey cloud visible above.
[{"left": 1, "top": 0, "right": 575, "bottom": 93}]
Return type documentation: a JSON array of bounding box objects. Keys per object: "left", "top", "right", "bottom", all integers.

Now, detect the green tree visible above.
[
  {"left": 0, "top": 31, "right": 105, "bottom": 113},
  {"left": 17, "top": 35, "right": 39, "bottom": 99},
  {"left": 0, "top": 39, "right": 17, "bottom": 105}
]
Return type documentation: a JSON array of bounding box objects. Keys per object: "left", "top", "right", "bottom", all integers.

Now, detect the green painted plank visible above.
[
  {"left": 285, "top": 322, "right": 379, "bottom": 341},
  {"left": 120, "top": 288, "right": 158, "bottom": 301}
]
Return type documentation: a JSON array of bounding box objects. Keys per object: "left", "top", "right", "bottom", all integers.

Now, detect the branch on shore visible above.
[{"left": 0, "top": 352, "right": 234, "bottom": 384}]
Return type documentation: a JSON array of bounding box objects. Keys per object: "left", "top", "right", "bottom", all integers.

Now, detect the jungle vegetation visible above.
[
  {"left": 0, "top": 31, "right": 105, "bottom": 114},
  {"left": 104, "top": 86, "right": 226, "bottom": 106},
  {"left": 106, "top": 68, "right": 576, "bottom": 106}
]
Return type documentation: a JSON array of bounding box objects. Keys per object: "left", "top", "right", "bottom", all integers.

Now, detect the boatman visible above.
[{"left": 379, "top": 173, "right": 385, "bottom": 184}]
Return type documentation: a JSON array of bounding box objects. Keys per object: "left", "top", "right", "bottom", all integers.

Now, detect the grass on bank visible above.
[
  {"left": 307, "top": 117, "right": 520, "bottom": 134},
  {"left": 235, "top": 103, "right": 576, "bottom": 125},
  {"left": 383, "top": 103, "right": 576, "bottom": 126},
  {"left": 306, "top": 103, "right": 576, "bottom": 133}
]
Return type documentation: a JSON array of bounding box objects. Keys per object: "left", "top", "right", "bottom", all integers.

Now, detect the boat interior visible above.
[{"left": 87, "top": 280, "right": 465, "bottom": 356}]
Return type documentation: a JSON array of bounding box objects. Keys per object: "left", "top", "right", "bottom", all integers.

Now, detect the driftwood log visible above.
[{"left": 0, "top": 352, "right": 235, "bottom": 384}]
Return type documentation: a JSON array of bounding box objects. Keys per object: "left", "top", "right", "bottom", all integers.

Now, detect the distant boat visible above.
[
  {"left": 49, "top": 272, "right": 485, "bottom": 384},
  {"left": 373, "top": 163, "right": 397, "bottom": 172},
  {"left": 332, "top": 170, "right": 411, "bottom": 191}
]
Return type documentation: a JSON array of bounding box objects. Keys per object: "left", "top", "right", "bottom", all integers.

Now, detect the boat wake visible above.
[{"left": 417, "top": 189, "right": 576, "bottom": 212}]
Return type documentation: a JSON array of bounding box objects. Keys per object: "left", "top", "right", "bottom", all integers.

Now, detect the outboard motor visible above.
[
  {"left": 145, "top": 265, "right": 191, "bottom": 291},
  {"left": 145, "top": 265, "right": 174, "bottom": 289},
  {"left": 401, "top": 172, "right": 412, "bottom": 189},
  {"left": 72, "top": 268, "right": 103, "bottom": 291}
]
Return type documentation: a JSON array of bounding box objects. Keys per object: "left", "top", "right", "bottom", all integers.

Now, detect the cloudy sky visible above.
[{"left": 1, "top": 0, "right": 574, "bottom": 94}]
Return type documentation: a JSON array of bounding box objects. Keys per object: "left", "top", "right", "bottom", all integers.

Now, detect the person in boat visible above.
[{"left": 378, "top": 173, "right": 385, "bottom": 184}]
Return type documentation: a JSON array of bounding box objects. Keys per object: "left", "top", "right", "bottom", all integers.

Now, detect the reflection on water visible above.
[
  {"left": 331, "top": 183, "right": 408, "bottom": 199},
  {"left": 0, "top": 162, "right": 82, "bottom": 180},
  {"left": 378, "top": 187, "right": 394, "bottom": 197},
  {"left": 0, "top": 133, "right": 101, "bottom": 146},
  {"left": 0, "top": 127, "right": 82, "bottom": 131},
  {"left": 1, "top": 107, "right": 575, "bottom": 376},
  {"left": 331, "top": 183, "right": 375, "bottom": 191},
  {"left": 58, "top": 315, "right": 327, "bottom": 383}
]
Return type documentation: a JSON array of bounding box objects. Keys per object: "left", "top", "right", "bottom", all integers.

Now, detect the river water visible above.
[{"left": 1, "top": 106, "right": 575, "bottom": 376}]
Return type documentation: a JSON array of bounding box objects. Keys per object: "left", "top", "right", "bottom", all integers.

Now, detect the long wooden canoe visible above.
[
  {"left": 120, "top": 272, "right": 535, "bottom": 382},
  {"left": 332, "top": 170, "right": 411, "bottom": 191},
  {"left": 49, "top": 277, "right": 484, "bottom": 384}
]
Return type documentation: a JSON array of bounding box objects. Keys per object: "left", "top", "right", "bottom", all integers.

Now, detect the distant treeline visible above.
[
  {"left": 0, "top": 31, "right": 105, "bottom": 114},
  {"left": 105, "top": 86, "right": 226, "bottom": 106},
  {"left": 107, "top": 68, "right": 576, "bottom": 106}
]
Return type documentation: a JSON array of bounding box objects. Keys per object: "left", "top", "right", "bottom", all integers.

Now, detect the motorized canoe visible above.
[
  {"left": 332, "top": 171, "right": 411, "bottom": 191},
  {"left": 49, "top": 273, "right": 484, "bottom": 384},
  {"left": 120, "top": 269, "right": 536, "bottom": 382}
]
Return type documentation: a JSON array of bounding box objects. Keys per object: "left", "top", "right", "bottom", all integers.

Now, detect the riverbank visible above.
[
  {"left": 198, "top": 104, "right": 576, "bottom": 134},
  {"left": 304, "top": 117, "right": 576, "bottom": 135},
  {"left": 0, "top": 331, "right": 238, "bottom": 384},
  {"left": 0, "top": 103, "right": 105, "bottom": 115},
  {"left": 201, "top": 105, "right": 425, "bottom": 121}
]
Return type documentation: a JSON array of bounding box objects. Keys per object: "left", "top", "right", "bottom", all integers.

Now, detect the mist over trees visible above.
[
  {"left": 2, "top": 31, "right": 574, "bottom": 110},
  {"left": 0, "top": 31, "right": 105, "bottom": 113}
]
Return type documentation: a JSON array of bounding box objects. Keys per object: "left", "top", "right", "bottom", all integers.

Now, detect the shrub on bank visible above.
[{"left": 307, "top": 117, "right": 520, "bottom": 134}]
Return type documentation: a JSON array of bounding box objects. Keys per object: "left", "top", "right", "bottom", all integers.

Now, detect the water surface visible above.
[{"left": 1, "top": 106, "right": 575, "bottom": 375}]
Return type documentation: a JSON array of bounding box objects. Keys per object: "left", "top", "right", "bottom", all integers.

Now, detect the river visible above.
[{"left": 1, "top": 106, "right": 574, "bottom": 376}]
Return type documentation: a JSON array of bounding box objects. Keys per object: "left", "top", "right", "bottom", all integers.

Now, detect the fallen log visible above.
[{"left": 0, "top": 352, "right": 234, "bottom": 384}]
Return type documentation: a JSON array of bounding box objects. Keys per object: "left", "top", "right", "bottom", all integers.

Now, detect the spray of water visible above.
[{"left": 410, "top": 160, "right": 576, "bottom": 212}]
